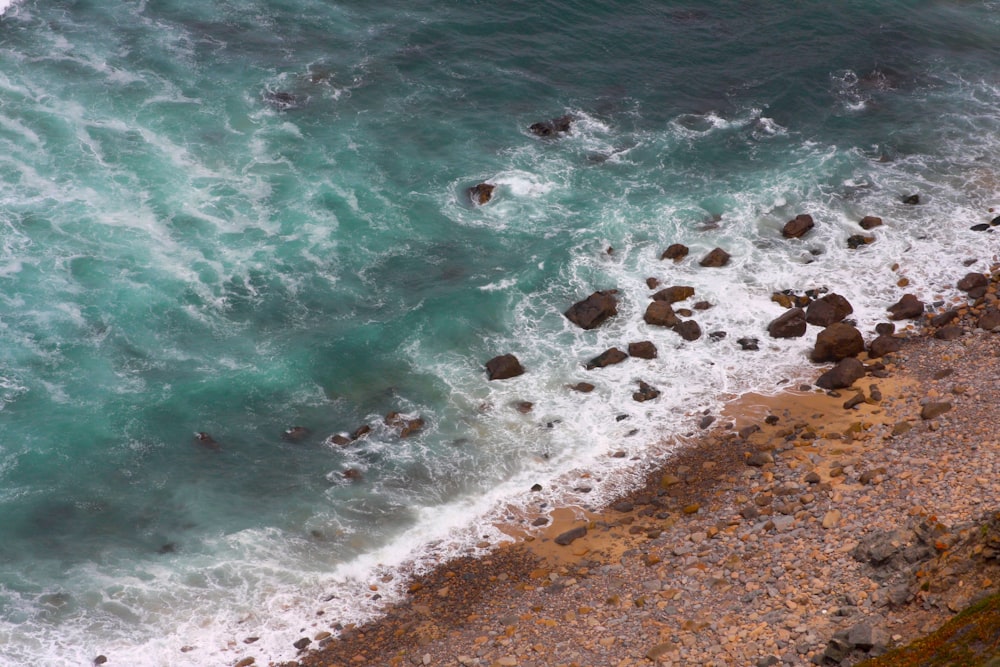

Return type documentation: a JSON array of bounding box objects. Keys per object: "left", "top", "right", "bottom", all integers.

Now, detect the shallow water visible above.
[{"left": 0, "top": 1, "right": 999, "bottom": 664}]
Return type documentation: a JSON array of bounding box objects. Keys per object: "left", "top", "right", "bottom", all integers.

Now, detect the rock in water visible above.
[
  {"left": 485, "top": 354, "right": 524, "bottom": 380},
  {"left": 811, "top": 322, "right": 864, "bottom": 362},
  {"left": 782, "top": 213, "right": 814, "bottom": 238},
  {"left": 767, "top": 307, "right": 807, "bottom": 338},
  {"left": 644, "top": 301, "right": 679, "bottom": 327},
  {"left": 564, "top": 290, "right": 618, "bottom": 329},
  {"left": 585, "top": 347, "right": 628, "bottom": 369},
  {"left": 468, "top": 182, "right": 495, "bottom": 205},
  {"left": 529, "top": 114, "right": 573, "bottom": 137},
  {"left": 887, "top": 293, "right": 925, "bottom": 320},
  {"left": 652, "top": 285, "right": 695, "bottom": 303},
  {"left": 660, "top": 243, "right": 689, "bottom": 261},
  {"left": 805, "top": 293, "right": 854, "bottom": 327},
  {"left": 699, "top": 247, "right": 731, "bottom": 267},
  {"left": 627, "top": 341, "right": 657, "bottom": 359},
  {"left": 859, "top": 215, "right": 883, "bottom": 230}
]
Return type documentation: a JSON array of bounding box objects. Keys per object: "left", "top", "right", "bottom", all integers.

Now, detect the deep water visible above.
[{"left": 1, "top": 1, "right": 999, "bottom": 664}]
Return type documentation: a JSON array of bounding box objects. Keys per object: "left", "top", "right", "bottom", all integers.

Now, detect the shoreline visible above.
[{"left": 278, "top": 268, "right": 1000, "bottom": 667}]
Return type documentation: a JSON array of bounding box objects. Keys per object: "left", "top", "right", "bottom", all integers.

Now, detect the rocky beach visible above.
[{"left": 280, "top": 262, "right": 1000, "bottom": 667}]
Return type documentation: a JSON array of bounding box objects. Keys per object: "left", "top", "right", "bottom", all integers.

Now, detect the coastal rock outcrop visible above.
[
  {"left": 564, "top": 290, "right": 618, "bottom": 329},
  {"left": 811, "top": 322, "right": 864, "bottom": 362},
  {"left": 767, "top": 307, "right": 807, "bottom": 339},
  {"left": 782, "top": 214, "right": 814, "bottom": 239},
  {"left": 486, "top": 354, "right": 525, "bottom": 380}
]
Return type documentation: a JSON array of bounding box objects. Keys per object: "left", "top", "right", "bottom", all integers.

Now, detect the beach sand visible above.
[{"left": 280, "top": 284, "right": 1000, "bottom": 667}]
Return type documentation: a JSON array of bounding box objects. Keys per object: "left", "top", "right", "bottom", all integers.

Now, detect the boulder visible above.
[
  {"left": 737, "top": 337, "right": 760, "bottom": 351},
  {"left": 652, "top": 285, "right": 695, "bottom": 303},
  {"left": 887, "top": 293, "right": 924, "bottom": 320},
  {"left": 529, "top": 114, "right": 572, "bottom": 137},
  {"left": 979, "top": 308, "right": 1000, "bottom": 330},
  {"left": 867, "top": 335, "right": 902, "bottom": 358},
  {"left": 568, "top": 382, "right": 595, "bottom": 393},
  {"left": 811, "top": 322, "right": 864, "bottom": 362},
  {"left": 672, "top": 320, "right": 702, "bottom": 341},
  {"left": 781, "top": 214, "right": 814, "bottom": 239},
  {"left": 645, "top": 277, "right": 660, "bottom": 289},
  {"left": 902, "top": 194, "right": 920, "bottom": 205},
  {"left": 859, "top": 216, "right": 883, "bottom": 230},
  {"left": 693, "top": 300, "right": 712, "bottom": 310},
  {"left": 921, "top": 402, "right": 952, "bottom": 420},
  {"left": 971, "top": 223, "right": 992, "bottom": 232},
  {"left": 586, "top": 347, "right": 628, "bottom": 370},
  {"left": 385, "top": 412, "right": 425, "bottom": 437},
  {"left": 468, "top": 183, "right": 495, "bottom": 205},
  {"left": 805, "top": 293, "right": 854, "bottom": 327},
  {"left": 847, "top": 234, "right": 875, "bottom": 249},
  {"left": 554, "top": 525, "right": 587, "bottom": 545},
  {"left": 874, "top": 322, "right": 895, "bottom": 335},
  {"left": 486, "top": 354, "right": 525, "bottom": 380},
  {"left": 564, "top": 290, "right": 618, "bottom": 329},
  {"left": 644, "top": 301, "right": 680, "bottom": 327},
  {"left": 660, "top": 243, "right": 689, "bottom": 261},
  {"left": 633, "top": 380, "right": 660, "bottom": 402},
  {"left": 815, "top": 357, "right": 865, "bottom": 389},
  {"left": 767, "top": 307, "right": 807, "bottom": 338},
  {"left": 929, "top": 309, "right": 959, "bottom": 327},
  {"left": 957, "top": 272, "right": 988, "bottom": 293},
  {"left": 934, "top": 325, "right": 963, "bottom": 341},
  {"left": 699, "top": 247, "right": 731, "bottom": 267},
  {"left": 627, "top": 341, "right": 658, "bottom": 359}
]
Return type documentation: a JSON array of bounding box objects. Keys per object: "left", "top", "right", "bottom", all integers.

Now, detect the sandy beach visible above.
[{"left": 276, "top": 268, "right": 1000, "bottom": 667}]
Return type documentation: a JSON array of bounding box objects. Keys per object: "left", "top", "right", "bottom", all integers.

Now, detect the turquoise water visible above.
[{"left": 1, "top": 1, "right": 999, "bottom": 664}]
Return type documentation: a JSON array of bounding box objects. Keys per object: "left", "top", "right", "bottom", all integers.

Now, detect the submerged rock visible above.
[{"left": 529, "top": 114, "right": 573, "bottom": 137}]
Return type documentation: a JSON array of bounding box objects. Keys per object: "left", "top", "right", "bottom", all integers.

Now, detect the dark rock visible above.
[
  {"left": 739, "top": 424, "right": 761, "bottom": 439},
  {"left": 699, "top": 247, "right": 731, "bottom": 267},
  {"left": 627, "top": 341, "right": 658, "bottom": 359},
  {"left": 93, "top": 658, "right": 108, "bottom": 666},
  {"left": 699, "top": 415, "right": 716, "bottom": 429},
  {"left": 645, "top": 277, "right": 660, "bottom": 289},
  {"left": 957, "top": 272, "right": 988, "bottom": 292},
  {"left": 568, "top": 382, "right": 595, "bottom": 393},
  {"left": 859, "top": 216, "right": 883, "bottom": 230},
  {"left": 652, "top": 285, "right": 695, "bottom": 303},
  {"left": 352, "top": 424, "right": 371, "bottom": 440},
  {"left": 747, "top": 451, "right": 774, "bottom": 467},
  {"left": 661, "top": 244, "right": 690, "bottom": 261},
  {"left": 644, "top": 301, "right": 680, "bottom": 327},
  {"left": 971, "top": 223, "right": 991, "bottom": 232},
  {"left": 282, "top": 426, "right": 311, "bottom": 441},
  {"left": 385, "top": 412, "right": 425, "bottom": 437},
  {"left": 993, "top": 215, "right": 1000, "bottom": 226},
  {"left": 611, "top": 500, "right": 634, "bottom": 513},
  {"left": 343, "top": 468, "right": 362, "bottom": 480},
  {"left": 920, "top": 401, "right": 952, "bottom": 420},
  {"left": 843, "top": 392, "right": 866, "bottom": 409},
  {"left": 468, "top": 183, "right": 495, "bottom": 205},
  {"left": 847, "top": 234, "right": 875, "bottom": 249},
  {"left": 586, "top": 347, "right": 628, "bottom": 370},
  {"left": 531, "top": 483, "right": 543, "bottom": 491},
  {"left": 708, "top": 331, "right": 727, "bottom": 341},
  {"left": 764, "top": 415, "right": 780, "bottom": 425},
  {"left": 815, "top": 358, "right": 865, "bottom": 390},
  {"left": 531, "top": 517, "right": 548, "bottom": 526},
  {"left": 514, "top": 401, "right": 533, "bottom": 413},
  {"left": 782, "top": 214, "right": 814, "bottom": 239},
  {"left": 806, "top": 293, "right": 854, "bottom": 327},
  {"left": 529, "top": 114, "right": 572, "bottom": 137},
  {"left": 264, "top": 90, "right": 304, "bottom": 110},
  {"left": 564, "top": 290, "right": 618, "bottom": 329},
  {"left": 967, "top": 285, "right": 988, "bottom": 299},
  {"left": 486, "top": 354, "right": 525, "bottom": 380},
  {"left": 327, "top": 433, "right": 351, "bottom": 446},
  {"left": 633, "top": 380, "right": 660, "bottom": 402},
  {"left": 804, "top": 471, "right": 821, "bottom": 484},
  {"left": 194, "top": 432, "right": 220, "bottom": 450},
  {"left": 293, "top": 637, "right": 312, "bottom": 650},
  {"left": 874, "top": 322, "right": 895, "bottom": 335},
  {"left": 756, "top": 656, "right": 780, "bottom": 667},
  {"left": 821, "top": 637, "right": 852, "bottom": 664},
  {"left": 768, "top": 307, "right": 807, "bottom": 339},
  {"left": 930, "top": 309, "right": 959, "bottom": 327},
  {"left": 868, "top": 334, "right": 902, "bottom": 358},
  {"left": 693, "top": 300, "right": 713, "bottom": 310},
  {"left": 887, "top": 294, "right": 924, "bottom": 320},
  {"left": 554, "top": 525, "right": 588, "bottom": 545},
  {"left": 934, "top": 325, "right": 963, "bottom": 340},
  {"left": 848, "top": 621, "right": 887, "bottom": 652},
  {"left": 902, "top": 194, "right": 920, "bottom": 205},
  {"left": 737, "top": 337, "right": 760, "bottom": 351},
  {"left": 811, "top": 322, "right": 864, "bottom": 362},
  {"left": 672, "top": 320, "right": 702, "bottom": 341},
  {"left": 979, "top": 308, "right": 1000, "bottom": 330}
]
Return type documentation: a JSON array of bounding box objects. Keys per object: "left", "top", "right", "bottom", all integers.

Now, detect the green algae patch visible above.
[{"left": 857, "top": 591, "right": 1000, "bottom": 667}]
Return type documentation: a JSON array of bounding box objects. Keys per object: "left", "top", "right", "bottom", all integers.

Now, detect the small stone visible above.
[
  {"left": 822, "top": 510, "right": 842, "bottom": 529},
  {"left": 645, "top": 641, "right": 674, "bottom": 661},
  {"left": 554, "top": 525, "right": 588, "bottom": 546},
  {"left": 293, "top": 637, "right": 312, "bottom": 650}
]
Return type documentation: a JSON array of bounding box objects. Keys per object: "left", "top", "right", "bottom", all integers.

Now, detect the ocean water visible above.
[{"left": 1, "top": 1, "right": 999, "bottom": 664}]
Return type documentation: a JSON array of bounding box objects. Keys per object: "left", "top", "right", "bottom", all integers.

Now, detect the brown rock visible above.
[
  {"left": 888, "top": 294, "right": 924, "bottom": 320},
  {"left": 860, "top": 215, "right": 883, "bottom": 230},
  {"left": 586, "top": 347, "right": 628, "bottom": 370},
  {"left": 554, "top": 525, "right": 588, "bottom": 545},
  {"left": 486, "top": 354, "right": 525, "bottom": 380},
  {"left": 847, "top": 234, "right": 876, "bottom": 249},
  {"left": 805, "top": 293, "right": 854, "bottom": 327},
  {"left": 564, "top": 290, "right": 618, "bottom": 329},
  {"left": 644, "top": 301, "right": 680, "bottom": 327},
  {"left": 529, "top": 114, "right": 572, "bottom": 137},
  {"left": 768, "top": 307, "right": 807, "bottom": 339},
  {"left": 661, "top": 244, "right": 689, "bottom": 261},
  {"left": 672, "top": 320, "right": 702, "bottom": 341},
  {"left": 568, "top": 382, "right": 595, "bottom": 393},
  {"left": 979, "top": 309, "right": 1000, "bottom": 330},
  {"left": 930, "top": 309, "right": 960, "bottom": 327},
  {"left": 868, "top": 335, "right": 903, "bottom": 358},
  {"left": 468, "top": 183, "right": 495, "bottom": 205},
  {"left": 815, "top": 357, "right": 865, "bottom": 389},
  {"left": 645, "top": 277, "right": 660, "bottom": 289},
  {"left": 633, "top": 380, "right": 660, "bottom": 402},
  {"left": 652, "top": 285, "right": 695, "bottom": 303},
  {"left": 934, "top": 325, "right": 963, "bottom": 341},
  {"left": 957, "top": 272, "right": 988, "bottom": 293},
  {"left": 921, "top": 402, "right": 952, "bottom": 420},
  {"left": 782, "top": 214, "right": 814, "bottom": 238},
  {"left": 699, "top": 247, "right": 731, "bottom": 267},
  {"left": 811, "top": 322, "right": 864, "bottom": 362},
  {"left": 875, "top": 322, "right": 895, "bottom": 335},
  {"left": 693, "top": 300, "right": 712, "bottom": 310},
  {"left": 627, "top": 341, "right": 658, "bottom": 359}
]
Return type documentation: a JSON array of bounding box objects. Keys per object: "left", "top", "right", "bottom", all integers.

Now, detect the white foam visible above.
[{"left": 0, "top": 0, "right": 21, "bottom": 17}]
